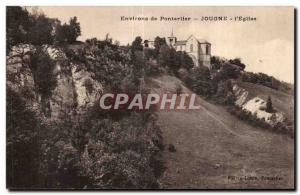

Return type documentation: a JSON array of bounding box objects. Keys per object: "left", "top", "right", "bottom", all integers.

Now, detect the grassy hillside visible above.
[{"left": 147, "top": 75, "right": 294, "bottom": 189}]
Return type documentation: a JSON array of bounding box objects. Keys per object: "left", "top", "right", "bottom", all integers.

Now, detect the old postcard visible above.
[{"left": 6, "top": 6, "right": 295, "bottom": 190}]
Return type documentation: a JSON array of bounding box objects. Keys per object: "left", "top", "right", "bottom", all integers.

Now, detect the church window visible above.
[
  {"left": 206, "top": 45, "right": 210, "bottom": 55},
  {"left": 190, "top": 44, "right": 193, "bottom": 52}
]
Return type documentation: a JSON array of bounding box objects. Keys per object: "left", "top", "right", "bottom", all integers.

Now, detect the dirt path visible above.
[{"left": 149, "top": 75, "right": 294, "bottom": 189}]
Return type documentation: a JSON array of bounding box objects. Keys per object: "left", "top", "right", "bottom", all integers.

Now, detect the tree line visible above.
[{"left": 7, "top": 6, "right": 81, "bottom": 53}]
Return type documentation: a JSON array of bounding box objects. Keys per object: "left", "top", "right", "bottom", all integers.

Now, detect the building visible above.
[{"left": 144, "top": 32, "right": 212, "bottom": 69}]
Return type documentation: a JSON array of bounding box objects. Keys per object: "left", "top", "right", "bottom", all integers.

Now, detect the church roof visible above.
[
  {"left": 174, "top": 40, "right": 187, "bottom": 46},
  {"left": 197, "top": 39, "right": 211, "bottom": 44},
  {"left": 174, "top": 35, "right": 211, "bottom": 46}
]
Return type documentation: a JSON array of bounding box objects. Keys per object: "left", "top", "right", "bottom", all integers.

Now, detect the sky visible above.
[{"left": 33, "top": 6, "right": 294, "bottom": 83}]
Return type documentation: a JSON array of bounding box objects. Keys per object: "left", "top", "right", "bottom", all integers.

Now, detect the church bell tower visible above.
[{"left": 167, "top": 29, "right": 177, "bottom": 47}]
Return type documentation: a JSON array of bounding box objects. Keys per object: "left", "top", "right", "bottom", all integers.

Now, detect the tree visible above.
[
  {"left": 30, "top": 48, "right": 57, "bottom": 97},
  {"left": 29, "top": 47, "right": 57, "bottom": 116},
  {"left": 266, "top": 96, "right": 273, "bottom": 113},
  {"left": 158, "top": 45, "right": 176, "bottom": 70},
  {"left": 6, "top": 6, "right": 31, "bottom": 52},
  {"left": 154, "top": 36, "right": 166, "bottom": 55},
  {"left": 68, "top": 16, "right": 81, "bottom": 43},
  {"left": 211, "top": 56, "right": 222, "bottom": 70},
  {"left": 54, "top": 16, "right": 81, "bottom": 45},
  {"left": 28, "top": 14, "right": 54, "bottom": 45},
  {"left": 131, "top": 36, "right": 143, "bottom": 51},
  {"left": 175, "top": 51, "right": 194, "bottom": 70},
  {"left": 6, "top": 6, "right": 56, "bottom": 49},
  {"left": 186, "top": 66, "right": 213, "bottom": 96},
  {"left": 229, "top": 58, "right": 246, "bottom": 70},
  {"left": 7, "top": 88, "right": 41, "bottom": 188},
  {"left": 219, "top": 63, "right": 241, "bottom": 80},
  {"left": 54, "top": 23, "right": 69, "bottom": 45}
]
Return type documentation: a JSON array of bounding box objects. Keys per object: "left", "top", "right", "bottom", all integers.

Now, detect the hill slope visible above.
[{"left": 147, "top": 75, "right": 294, "bottom": 189}]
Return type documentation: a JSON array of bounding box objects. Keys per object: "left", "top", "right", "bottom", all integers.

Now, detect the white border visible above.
[{"left": 1, "top": 0, "right": 299, "bottom": 194}]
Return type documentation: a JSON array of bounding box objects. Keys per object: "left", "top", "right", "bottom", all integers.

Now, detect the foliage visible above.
[
  {"left": 227, "top": 106, "right": 271, "bottom": 129},
  {"left": 54, "top": 17, "right": 81, "bottom": 45},
  {"left": 66, "top": 37, "right": 133, "bottom": 92},
  {"left": 185, "top": 66, "right": 213, "bottom": 97},
  {"left": 6, "top": 7, "right": 31, "bottom": 52},
  {"left": 176, "top": 51, "right": 194, "bottom": 70},
  {"left": 29, "top": 47, "right": 57, "bottom": 98},
  {"left": 228, "top": 58, "right": 246, "bottom": 70},
  {"left": 131, "top": 50, "right": 146, "bottom": 79},
  {"left": 210, "top": 56, "right": 222, "bottom": 70},
  {"left": 28, "top": 14, "right": 54, "bottom": 45},
  {"left": 154, "top": 36, "right": 167, "bottom": 55},
  {"left": 143, "top": 48, "right": 156, "bottom": 60},
  {"left": 220, "top": 63, "right": 241, "bottom": 80},
  {"left": 131, "top": 36, "right": 143, "bottom": 51},
  {"left": 6, "top": 7, "right": 54, "bottom": 47},
  {"left": 241, "top": 71, "right": 282, "bottom": 90},
  {"left": 227, "top": 106, "right": 293, "bottom": 137},
  {"left": 7, "top": 88, "right": 41, "bottom": 188},
  {"left": 157, "top": 46, "right": 194, "bottom": 74},
  {"left": 144, "top": 59, "right": 162, "bottom": 77},
  {"left": 6, "top": 6, "right": 81, "bottom": 52},
  {"left": 175, "top": 84, "right": 183, "bottom": 95},
  {"left": 158, "top": 45, "right": 177, "bottom": 71},
  {"left": 68, "top": 17, "right": 81, "bottom": 43},
  {"left": 213, "top": 80, "right": 236, "bottom": 105},
  {"left": 75, "top": 110, "right": 164, "bottom": 189},
  {"left": 211, "top": 56, "right": 244, "bottom": 81},
  {"left": 266, "top": 96, "right": 273, "bottom": 113}
]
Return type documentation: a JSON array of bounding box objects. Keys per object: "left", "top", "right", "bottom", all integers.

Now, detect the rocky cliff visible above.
[{"left": 7, "top": 44, "right": 103, "bottom": 120}]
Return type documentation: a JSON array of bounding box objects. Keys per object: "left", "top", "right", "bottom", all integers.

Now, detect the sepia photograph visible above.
[{"left": 6, "top": 6, "right": 295, "bottom": 190}]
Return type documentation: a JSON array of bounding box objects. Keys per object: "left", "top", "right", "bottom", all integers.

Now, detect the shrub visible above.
[
  {"left": 266, "top": 96, "right": 274, "bottom": 113},
  {"left": 213, "top": 80, "right": 236, "bottom": 105},
  {"left": 185, "top": 66, "right": 213, "bottom": 97},
  {"left": 228, "top": 58, "right": 246, "bottom": 70},
  {"left": 7, "top": 88, "right": 47, "bottom": 188},
  {"left": 175, "top": 84, "right": 183, "bottom": 95},
  {"left": 241, "top": 71, "right": 283, "bottom": 90}
]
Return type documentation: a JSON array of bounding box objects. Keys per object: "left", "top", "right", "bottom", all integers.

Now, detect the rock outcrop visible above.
[
  {"left": 233, "top": 83, "right": 284, "bottom": 126},
  {"left": 7, "top": 44, "right": 103, "bottom": 120}
]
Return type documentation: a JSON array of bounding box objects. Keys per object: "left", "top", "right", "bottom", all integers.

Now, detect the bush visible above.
[
  {"left": 218, "top": 63, "right": 241, "bottom": 80},
  {"left": 227, "top": 105, "right": 293, "bottom": 137},
  {"left": 241, "top": 71, "right": 283, "bottom": 90},
  {"left": 144, "top": 59, "right": 162, "bottom": 76},
  {"left": 228, "top": 58, "right": 246, "bottom": 70},
  {"left": 7, "top": 88, "right": 41, "bottom": 188},
  {"left": 6, "top": 7, "right": 31, "bottom": 52},
  {"left": 29, "top": 47, "right": 57, "bottom": 97},
  {"left": 213, "top": 80, "right": 236, "bottom": 105},
  {"left": 175, "top": 84, "right": 183, "bottom": 95},
  {"left": 266, "top": 96, "right": 274, "bottom": 113},
  {"left": 74, "top": 108, "right": 164, "bottom": 189},
  {"left": 211, "top": 56, "right": 222, "bottom": 70},
  {"left": 185, "top": 66, "right": 213, "bottom": 97}
]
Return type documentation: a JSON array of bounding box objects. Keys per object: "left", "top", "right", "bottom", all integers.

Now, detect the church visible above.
[{"left": 144, "top": 32, "right": 211, "bottom": 69}]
